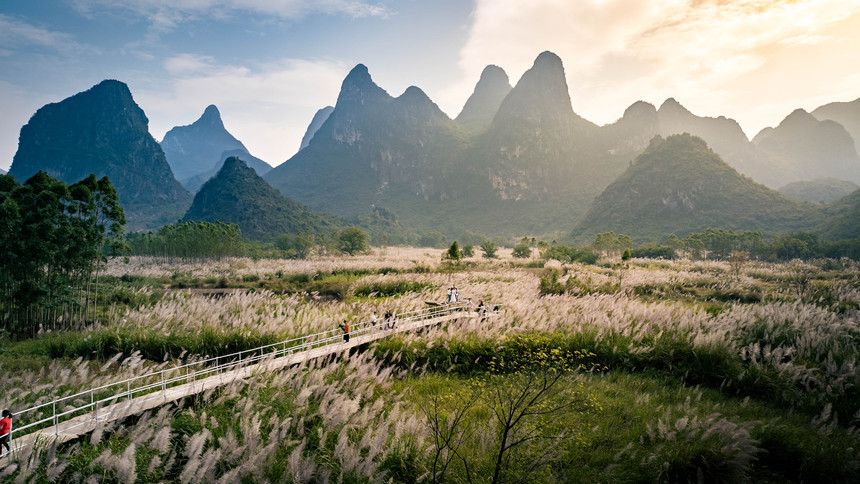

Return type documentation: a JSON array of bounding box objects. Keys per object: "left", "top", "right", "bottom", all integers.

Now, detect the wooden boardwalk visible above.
[{"left": 6, "top": 307, "right": 476, "bottom": 456}]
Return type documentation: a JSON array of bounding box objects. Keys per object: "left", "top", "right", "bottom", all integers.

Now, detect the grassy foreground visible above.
[{"left": 0, "top": 249, "right": 858, "bottom": 482}]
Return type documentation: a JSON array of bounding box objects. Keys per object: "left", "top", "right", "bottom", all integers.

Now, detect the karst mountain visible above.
[
  {"left": 8, "top": 79, "right": 191, "bottom": 230},
  {"left": 160, "top": 104, "right": 272, "bottom": 189},
  {"left": 184, "top": 156, "right": 342, "bottom": 241}
]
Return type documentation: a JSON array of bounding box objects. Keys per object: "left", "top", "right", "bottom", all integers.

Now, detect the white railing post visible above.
[
  {"left": 127, "top": 381, "right": 132, "bottom": 401},
  {"left": 90, "top": 389, "right": 94, "bottom": 420},
  {"left": 53, "top": 401, "right": 58, "bottom": 436}
]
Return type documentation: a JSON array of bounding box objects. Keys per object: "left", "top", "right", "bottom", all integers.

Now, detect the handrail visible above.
[{"left": 5, "top": 301, "right": 489, "bottom": 455}]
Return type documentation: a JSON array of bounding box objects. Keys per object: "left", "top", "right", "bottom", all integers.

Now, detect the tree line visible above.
[
  {"left": 540, "top": 229, "right": 860, "bottom": 263},
  {"left": 0, "top": 172, "right": 124, "bottom": 337},
  {"left": 127, "top": 222, "right": 370, "bottom": 260}
]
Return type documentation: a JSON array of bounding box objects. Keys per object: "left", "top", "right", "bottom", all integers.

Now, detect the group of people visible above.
[
  {"left": 446, "top": 286, "right": 460, "bottom": 303},
  {"left": 340, "top": 310, "right": 399, "bottom": 342}
]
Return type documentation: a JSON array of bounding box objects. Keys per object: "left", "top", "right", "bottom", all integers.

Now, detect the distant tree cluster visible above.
[
  {"left": 0, "top": 172, "right": 125, "bottom": 336},
  {"left": 127, "top": 221, "right": 244, "bottom": 260}
]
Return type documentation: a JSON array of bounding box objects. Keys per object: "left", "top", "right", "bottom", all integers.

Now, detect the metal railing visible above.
[{"left": 5, "top": 301, "right": 480, "bottom": 455}]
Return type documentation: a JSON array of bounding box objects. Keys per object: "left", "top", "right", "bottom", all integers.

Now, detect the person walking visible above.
[
  {"left": 454, "top": 287, "right": 460, "bottom": 303},
  {"left": 371, "top": 312, "right": 378, "bottom": 327},
  {"left": 0, "top": 409, "right": 12, "bottom": 457},
  {"left": 339, "top": 320, "right": 350, "bottom": 343},
  {"left": 447, "top": 287, "right": 453, "bottom": 303}
]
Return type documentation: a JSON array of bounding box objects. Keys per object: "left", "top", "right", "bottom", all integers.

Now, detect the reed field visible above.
[{"left": 1, "top": 249, "right": 858, "bottom": 482}]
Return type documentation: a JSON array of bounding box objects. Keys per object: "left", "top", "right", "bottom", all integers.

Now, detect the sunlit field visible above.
[{"left": 1, "top": 249, "right": 858, "bottom": 482}]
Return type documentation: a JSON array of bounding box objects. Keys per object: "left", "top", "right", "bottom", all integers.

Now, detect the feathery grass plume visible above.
[
  {"left": 288, "top": 438, "right": 317, "bottom": 482},
  {"left": 89, "top": 442, "right": 137, "bottom": 483}
]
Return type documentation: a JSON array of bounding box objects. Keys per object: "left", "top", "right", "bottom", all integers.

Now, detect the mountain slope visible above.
[
  {"left": 753, "top": 109, "right": 860, "bottom": 184},
  {"left": 185, "top": 157, "right": 342, "bottom": 241},
  {"left": 455, "top": 65, "right": 512, "bottom": 133},
  {"left": 8, "top": 79, "right": 190, "bottom": 230},
  {"left": 264, "top": 64, "right": 467, "bottom": 229},
  {"left": 817, "top": 189, "right": 860, "bottom": 240},
  {"left": 161, "top": 105, "right": 272, "bottom": 182},
  {"left": 779, "top": 178, "right": 859, "bottom": 204},
  {"left": 812, "top": 97, "right": 860, "bottom": 153},
  {"left": 182, "top": 148, "right": 273, "bottom": 193},
  {"left": 299, "top": 106, "right": 334, "bottom": 151},
  {"left": 571, "top": 134, "right": 821, "bottom": 243}
]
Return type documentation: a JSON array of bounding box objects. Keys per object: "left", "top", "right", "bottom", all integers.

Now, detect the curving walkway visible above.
[{"left": 3, "top": 303, "right": 485, "bottom": 459}]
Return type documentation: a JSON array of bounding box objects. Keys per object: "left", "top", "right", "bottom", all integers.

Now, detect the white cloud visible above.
[
  {"left": 455, "top": 0, "right": 860, "bottom": 134},
  {"left": 134, "top": 56, "right": 349, "bottom": 165},
  {"left": 0, "top": 14, "right": 89, "bottom": 56}
]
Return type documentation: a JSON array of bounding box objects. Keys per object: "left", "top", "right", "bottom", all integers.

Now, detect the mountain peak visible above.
[
  {"left": 221, "top": 155, "right": 246, "bottom": 172},
  {"left": 623, "top": 101, "right": 658, "bottom": 120},
  {"left": 199, "top": 104, "right": 223, "bottom": 124},
  {"left": 186, "top": 153, "right": 341, "bottom": 241},
  {"left": 658, "top": 98, "right": 691, "bottom": 116},
  {"left": 456, "top": 65, "right": 512, "bottom": 129},
  {"left": 335, "top": 63, "right": 391, "bottom": 108},
  {"left": 160, "top": 104, "right": 248, "bottom": 181},
  {"left": 492, "top": 51, "right": 576, "bottom": 129},
  {"left": 9, "top": 79, "right": 190, "bottom": 230}
]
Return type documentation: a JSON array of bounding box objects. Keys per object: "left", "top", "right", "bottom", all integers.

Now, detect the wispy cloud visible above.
[
  {"left": 457, "top": 0, "right": 860, "bottom": 134},
  {"left": 70, "top": 0, "right": 391, "bottom": 32},
  {"left": 0, "top": 14, "right": 90, "bottom": 57}
]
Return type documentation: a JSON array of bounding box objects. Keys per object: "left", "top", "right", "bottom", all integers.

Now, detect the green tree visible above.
[
  {"left": 462, "top": 245, "right": 474, "bottom": 257},
  {"left": 445, "top": 241, "right": 461, "bottom": 262},
  {"left": 481, "top": 240, "right": 498, "bottom": 259},
  {"left": 512, "top": 242, "right": 532, "bottom": 259},
  {"left": 338, "top": 226, "right": 369, "bottom": 255}
]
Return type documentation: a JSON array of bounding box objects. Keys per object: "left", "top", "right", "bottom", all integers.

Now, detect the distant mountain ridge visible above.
[
  {"left": 779, "top": 178, "right": 860, "bottom": 204},
  {"left": 455, "top": 65, "right": 512, "bottom": 132},
  {"left": 161, "top": 105, "right": 272, "bottom": 186},
  {"left": 753, "top": 109, "right": 860, "bottom": 184},
  {"left": 8, "top": 79, "right": 191, "bottom": 230},
  {"left": 299, "top": 106, "right": 334, "bottom": 151},
  {"left": 571, "top": 134, "right": 821, "bottom": 243},
  {"left": 812, "top": 97, "right": 860, "bottom": 153},
  {"left": 184, "top": 156, "right": 342, "bottom": 241}
]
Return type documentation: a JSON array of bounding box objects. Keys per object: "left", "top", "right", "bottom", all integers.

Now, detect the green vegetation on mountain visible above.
[
  {"left": 779, "top": 177, "right": 859, "bottom": 203},
  {"left": 571, "top": 134, "right": 822, "bottom": 244},
  {"left": 184, "top": 156, "right": 343, "bottom": 241},
  {"left": 818, "top": 189, "right": 860, "bottom": 240},
  {"left": 265, "top": 52, "right": 629, "bottom": 239},
  {"left": 8, "top": 80, "right": 191, "bottom": 231}
]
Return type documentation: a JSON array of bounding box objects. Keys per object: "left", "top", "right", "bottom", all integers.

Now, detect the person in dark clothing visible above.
[{"left": 339, "top": 320, "right": 350, "bottom": 342}]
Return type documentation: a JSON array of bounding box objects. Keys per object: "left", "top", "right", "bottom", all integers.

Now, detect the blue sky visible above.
[{"left": 2, "top": 0, "right": 859, "bottom": 171}]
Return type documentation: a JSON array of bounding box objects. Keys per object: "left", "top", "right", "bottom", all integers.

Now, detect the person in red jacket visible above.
[{"left": 0, "top": 409, "right": 11, "bottom": 456}]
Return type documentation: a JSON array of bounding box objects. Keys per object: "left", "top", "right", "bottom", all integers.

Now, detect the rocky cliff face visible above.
[{"left": 9, "top": 79, "right": 190, "bottom": 230}]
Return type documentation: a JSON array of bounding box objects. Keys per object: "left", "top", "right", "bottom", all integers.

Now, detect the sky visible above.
[{"left": 1, "top": 0, "right": 859, "bottom": 172}]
